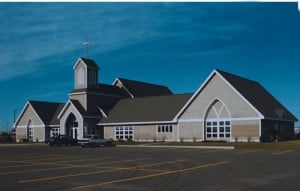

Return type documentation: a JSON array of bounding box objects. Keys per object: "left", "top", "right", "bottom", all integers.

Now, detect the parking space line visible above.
[
  {"left": 103, "top": 159, "right": 187, "bottom": 170},
  {"left": 5, "top": 157, "right": 149, "bottom": 171},
  {"left": 132, "top": 168, "right": 169, "bottom": 173},
  {"left": 80, "top": 157, "right": 150, "bottom": 167},
  {"left": 18, "top": 159, "right": 185, "bottom": 183},
  {"left": 72, "top": 160, "right": 230, "bottom": 190},
  {"left": 57, "top": 157, "right": 115, "bottom": 164},
  {"left": 0, "top": 166, "right": 77, "bottom": 176},
  {"left": 236, "top": 149, "right": 260, "bottom": 154},
  {"left": 272, "top": 150, "right": 293, "bottom": 155},
  {"left": 24, "top": 156, "right": 85, "bottom": 162},
  {"left": 174, "top": 149, "right": 200, "bottom": 153},
  {"left": 0, "top": 156, "right": 89, "bottom": 169},
  {"left": 0, "top": 155, "right": 62, "bottom": 164},
  {"left": 99, "top": 159, "right": 187, "bottom": 173},
  {"left": 0, "top": 161, "right": 69, "bottom": 169},
  {"left": 18, "top": 158, "right": 150, "bottom": 183},
  {"left": 0, "top": 153, "right": 39, "bottom": 159},
  {"left": 0, "top": 157, "right": 115, "bottom": 176},
  {"left": 205, "top": 149, "right": 229, "bottom": 153}
]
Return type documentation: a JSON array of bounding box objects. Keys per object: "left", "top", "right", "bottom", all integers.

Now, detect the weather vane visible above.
[{"left": 83, "top": 40, "right": 91, "bottom": 58}]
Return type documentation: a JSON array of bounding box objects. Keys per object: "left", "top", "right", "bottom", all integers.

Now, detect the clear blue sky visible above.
[{"left": 1, "top": 2, "right": 300, "bottom": 131}]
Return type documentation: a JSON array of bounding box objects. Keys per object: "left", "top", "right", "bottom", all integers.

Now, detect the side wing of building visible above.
[{"left": 14, "top": 101, "right": 64, "bottom": 142}]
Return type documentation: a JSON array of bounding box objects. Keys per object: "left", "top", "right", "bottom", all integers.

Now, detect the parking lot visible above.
[{"left": 0, "top": 144, "right": 299, "bottom": 191}]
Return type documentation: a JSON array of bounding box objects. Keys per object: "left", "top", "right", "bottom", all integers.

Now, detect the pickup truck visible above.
[{"left": 81, "top": 135, "right": 116, "bottom": 148}]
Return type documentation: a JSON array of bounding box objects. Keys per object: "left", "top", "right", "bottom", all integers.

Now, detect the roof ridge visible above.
[
  {"left": 119, "top": 93, "right": 193, "bottom": 101},
  {"left": 117, "top": 77, "right": 169, "bottom": 88},
  {"left": 216, "top": 69, "right": 259, "bottom": 84},
  {"left": 216, "top": 69, "right": 297, "bottom": 121},
  {"left": 29, "top": 100, "right": 64, "bottom": 104}
]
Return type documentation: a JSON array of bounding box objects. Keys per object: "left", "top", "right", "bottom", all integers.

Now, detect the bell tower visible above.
[{"left": 73, "top": 58, "right": 99, "bottom": 89}]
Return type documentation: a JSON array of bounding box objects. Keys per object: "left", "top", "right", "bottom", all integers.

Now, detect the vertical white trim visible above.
[
  {"left": 202, "top": 118, "right": 205, "bottom": 141},
  {"left": 259, "top": 119, "right": 262, "bottom": 139},
  {"left": 155, "top": 125, "right": 158, "bottom": 139},
  {"left": 85, "top": 93, "right": 87, "bottom": 110},
  {"left": 177, "top": 123, "right": 180, "bottom": 142},
  {"left": 172, "top": 124, "right": 175, "bottom": 141}
]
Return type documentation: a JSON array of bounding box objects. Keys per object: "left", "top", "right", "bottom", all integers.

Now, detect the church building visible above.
[{"left": 14, "top": 58, "right": 297, "bottom": 143}]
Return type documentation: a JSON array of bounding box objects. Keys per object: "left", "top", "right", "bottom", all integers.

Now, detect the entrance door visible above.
[
  {"left": 73, "top": 127, "right": 78, "bottom": 139},
  {"left": 65, "top": 113, "right": 78, "bottom": 139}
]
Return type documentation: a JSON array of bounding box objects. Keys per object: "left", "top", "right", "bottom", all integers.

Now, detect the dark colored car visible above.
[
  {"left": 45, "top": 135, "right": 78, "bottom": 146},
  {"left": 81, "top": 135, "right": 116, "bottom": 148}
]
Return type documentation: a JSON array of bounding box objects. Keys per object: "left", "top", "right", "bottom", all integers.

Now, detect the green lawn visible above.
[{"left": 118, "top": 140, "right": 300, "bottom": 150}]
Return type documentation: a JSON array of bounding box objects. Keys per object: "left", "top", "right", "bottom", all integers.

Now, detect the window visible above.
[
  {"left": 206, "top": 120, "right": 231, "bottom": 139},
  {"left": 88, "top": 70, "right": 97, "bottom": 85},
  {"left": 157, "top": 125, "right": 173, "bottom": 133},
  {"left": 77, "top": 68, "right": 84, "bottom": 86},
  {"left": 115, "top": 126, "right": 133, "bottom": 141},
  {"left": 28, "top": 127, "right": 33, "bottom": 141},
  {"left": 51, "top": 128, "right": 60, "bottom": 137},
  {"left": 73, "top": 122, "right": 78, "bottom": 128}
]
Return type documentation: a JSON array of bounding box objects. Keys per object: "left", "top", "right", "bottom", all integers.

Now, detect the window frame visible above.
[
  {"left": 115, "top": 126, "right": 134, "bottom": 141},
  {"left": 157, "top": 125, "right": 173, "bottom": 133},
  {"left": 205, "top": 120, "right": 231, "bottom": 140}
]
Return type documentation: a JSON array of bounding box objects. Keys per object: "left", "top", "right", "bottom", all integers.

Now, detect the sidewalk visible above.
[{"left": 118, "top": 144, "right": 235, "bottom": 150}]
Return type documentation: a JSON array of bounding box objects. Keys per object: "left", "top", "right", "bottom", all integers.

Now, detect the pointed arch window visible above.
[
  {"left": 27, "top": 119, "right": 33, "bottom": 141},
  {"left": 205, "top": 100, "right": 231, "bottom": 140},
  {"left": 77, "top": 68, "right": 84, "bottom": 86}
]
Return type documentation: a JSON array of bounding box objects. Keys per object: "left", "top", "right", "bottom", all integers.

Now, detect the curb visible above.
[
  {"left": 0, "top": 143, "right": 44, "bottom": 147},
  {"left": 118, "top": 144, "right": 235, "bottom": 150}
]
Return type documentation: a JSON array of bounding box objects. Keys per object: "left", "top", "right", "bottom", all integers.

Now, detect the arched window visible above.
[
  {"left": 77, "top": 68, "right": 84, "bottom": 86},
  {"left": 204, "top": 100, "right": 231, "bottom": 140},
  {"left": 27, "top": 119, "right": 33, "bottom": 141}
]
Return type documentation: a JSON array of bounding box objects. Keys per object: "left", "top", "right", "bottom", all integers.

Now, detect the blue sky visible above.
[{"left": 0, "top": 2, "right": 300, "bottom": 131}]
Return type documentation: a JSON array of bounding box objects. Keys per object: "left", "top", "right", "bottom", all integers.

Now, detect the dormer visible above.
[{"left": 73, "top": 58, "right": 99, "bottom": 89}]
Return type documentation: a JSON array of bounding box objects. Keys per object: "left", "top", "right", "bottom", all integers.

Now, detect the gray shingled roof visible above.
[
  {"left": 80, "top": 58, "right": 99, "bottom": 69},
  {"left": 70, "top": 84, "right": 128, "bottom": 97},
  {"left": 217, "top": 70, "right": 298, "bottom": 121},
  {"left": 117, "top": 78, "right": 173, "bottom": 97},
  {"left": 29, "top": 101, "right": 64, "bottom": 125},
  {"left": 69, "top": 99, "right": 86, "bottom": 116},
  {"left": 100, "top": 93, "right": 192, "bottom": 124}
]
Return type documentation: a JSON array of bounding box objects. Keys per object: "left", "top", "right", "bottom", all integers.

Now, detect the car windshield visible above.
[{"left": 84, "top": 135, "right": 93, "bottom": 139}]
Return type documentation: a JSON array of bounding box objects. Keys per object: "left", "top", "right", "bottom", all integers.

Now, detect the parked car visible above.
[
  {"left": 81, "top": 135, "right": 116, "bottom": 148},
  {"left": 45, "top": 135, "right": 78, "bottom": 146},
  {"left": 77, "top": 135, "right": 93, "bottom": 144}
]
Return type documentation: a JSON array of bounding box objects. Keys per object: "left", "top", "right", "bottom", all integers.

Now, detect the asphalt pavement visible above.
[{"left": 0, "top": 144, "right": 299, "bottom": 191}]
